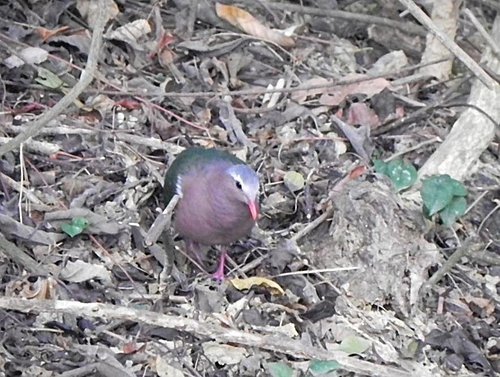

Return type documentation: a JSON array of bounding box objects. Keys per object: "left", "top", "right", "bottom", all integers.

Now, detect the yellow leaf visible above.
[
  {"left": 230, "top": 277, "right": 285, "bottom": 295},
  {"left": 215, "top": 3, "right": 295, "bottom": 48}
]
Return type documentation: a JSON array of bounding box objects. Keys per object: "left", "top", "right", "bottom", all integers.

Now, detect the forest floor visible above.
[{"left": 0, "top": 0, "right": 499, "bottom": 376}]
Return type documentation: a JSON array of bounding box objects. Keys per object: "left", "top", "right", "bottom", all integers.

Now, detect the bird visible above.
[{"left": 164, "top": 147, "right": 259, "bottom": 280}]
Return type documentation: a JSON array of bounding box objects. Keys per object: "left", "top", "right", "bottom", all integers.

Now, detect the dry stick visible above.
[
  {"left": 5, "top": 124, "right": 184, "bottom": 154},
  {"left": 266, "top": 2, "right": 426, "bottom": 36},
  {"left": 421, "top": 237, "right": 483, "bottom": 293},
  {"left": 58, "top": 363, "right": 100, "bottom": 377},
  {"left": 0, "top": 171, "right": 43, "bottom": 205},
  {"left": 144, "top": 195, "right": 179, "bottom": 246},
  {"left": 464, "top": 8, "right": 500, "bottom": 59},
  {"left": 0, "top": 0, "right": 108, "bottom": 157},
  {"left": 398, "top": 0, "right": 497, "bottom": 89},
  {"left": 0, "top": 297, "right": 412, "bottom": 377},
  {"left": 0, "top": 233, "right": 48, "bottom": 275},
  {"left": 0, "top": 136, "right": 60, "bottom": 156},
  {"left": 290, "top": 209, "right": 332, "bottom": 243}
]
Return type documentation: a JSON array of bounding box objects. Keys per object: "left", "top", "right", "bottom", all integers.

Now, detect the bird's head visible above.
[{"left": 226, "top": 164, "right": 259, "bottom": 221}]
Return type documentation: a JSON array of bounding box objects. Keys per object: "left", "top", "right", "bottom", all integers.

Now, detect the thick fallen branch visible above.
[
  {"left": 398, "top": 0, "right": 497, "bottom": 89},
  {"left": 418, "top": 13, "right": 500, "bottom": 179},
  {"left": 0, "top": 297, "right": 413, "bottom": 377}
]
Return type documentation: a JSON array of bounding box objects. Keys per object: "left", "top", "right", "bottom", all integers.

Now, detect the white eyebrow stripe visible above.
[{"left": 175, "top": 176, "right": 183, "bottom": 198}]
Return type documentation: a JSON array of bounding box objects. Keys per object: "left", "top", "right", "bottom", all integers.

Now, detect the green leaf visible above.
[
  {"left": 61, "top": 217, "right": 89, "bottom": 237},
  {"left": 386, "top": 160, "right": 417, "bottom": 191},
  {"left": 267, "top": 362, "right": 294, "bottom": 377},
  {"left": 450, "top": 179, "right": 468, "bottom": 197},
  {"left": 308, "top": 360, "right": 341, "bottom": 375},
  {"left": 422, "top": 204, "right": 432, "bottom": 219},
  {"left": 373, "top": 159, "right": 387, "bottom": 175},
  {"left": 439, "top": 196, "right": 467, "bottom": 226},
  {"left": 338, "top": 335, "right": 371, "bottom": 355},
  {"left": 374, "top": 159, "right": 417, "bottom": 191},
  {"left": 284, "top": 171, "right": 305, "bottom": 192},
  {"left": 421, "top": 175, "right": 455, "bottom": 215},
  {"left": 35, "top": 67, "right": 65, "bottom": 89},
  {"left": 72, "top": 217, "right": 89, "bottom": 229}
]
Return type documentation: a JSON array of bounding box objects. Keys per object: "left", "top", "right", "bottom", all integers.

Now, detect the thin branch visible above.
[
  {"left": 464, "top": 8, "right": 500, "bottom": 60},
  {"left": 0, "top": 233, "right": 48, "bottom": 275},
  {"left": 266, "top": 2, "right": 426, "bottom": 36},
  {"left": 0, "top": 0, "right": 109, "bottom": 157},
  {"left": 421, "top": 236, "right": 483, "bottom": 292}
]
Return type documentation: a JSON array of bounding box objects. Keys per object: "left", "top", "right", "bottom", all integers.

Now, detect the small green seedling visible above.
[
  {"left": 374, "top": 159, "right": 417, "bottom": 192},
  {"left": 267, "top": 362, "right": 295, "bottom": 377},
  {"left": 61, "top": 217, "right": 89, "bottom": 237},
  {"left": 421, "top": 175, "right": 468, "bottom": 226},
  {"left": 308, "top": 360, "right": 342, "bottom": 376}
]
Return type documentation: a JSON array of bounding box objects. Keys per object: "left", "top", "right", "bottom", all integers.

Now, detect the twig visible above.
[
  {"left": 477, "top": 200, "right": 500, "bottom": 235},
  {"left": 471, "top": 248, "right": 500, "bottom": 266},
  {"left": 398, "top": 0, "right": 497, "bottom": 89},
  {"left": 275, "top": 266, "right": 360, "bottom": 277},
  {"left": 421, "top": 236, "right": 483, "bottom": 292},
  {"left": 464, "top": 8, "right": 500, "bottom": 60},
  {"left": 0, "top": 0, "right": 108, "bottom": 157},
  {"left": 4, "top": 125, "right": 185, "bottom": 154},
  {"left": 384, "top": 137, "right": 441, "bottom": 162},
  {"left": 266, "top": 2, "right": 426, "bottom": 36},
  {"left": 58, "top": 363, "right": 100, "bottom": 377},
  {"left": 0, "top": 233, "right": 48, "bottom": 275},
  {"left": 0, "top": 136, "right": 60, "bottom": 155},
  {"left": 290, "top": 209, "right": 332, "bottom": 243},
  {"left": 144, "top": 195, "right": 180, "bottom": 246},
  {"left": 0, "top": 297, "right": 413, "bottom": 377},
  {"left": 0, "top": 171, "right": 43, "bottom": 205}
]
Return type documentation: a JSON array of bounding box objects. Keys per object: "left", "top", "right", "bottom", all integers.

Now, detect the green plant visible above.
[
  {"left": 266, "top": 360, "right": 342, "bottom": 377},
  {"left": 61, "top": 217, "right": 89, "bottom": 237},
  {"left": 374, "top": 159, "right": 417, "bottom": 192},
  {"left": 308, "top": 360, "right": 341, "bottom": 376},
  {"left": 267, "top": 362, "right": 295, "bottom": 377},
  {"left": 420, "top": 175, "right": 468, "bottom": 226}
]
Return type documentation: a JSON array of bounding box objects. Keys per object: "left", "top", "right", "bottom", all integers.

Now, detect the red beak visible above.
[{"left": 248, "top": 200, "right": 259, "bottom": 221}]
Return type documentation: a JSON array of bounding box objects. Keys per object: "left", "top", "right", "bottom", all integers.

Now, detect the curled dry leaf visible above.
[
  {"left": 347, "top": 102, "right": 380, "bottom": 128},
  {"left": 60, "top": 260, "right": 112, "bottom": 284},
  {"left": 215, "top": 3, "right": 295, "bottom": 48},
  {"left": 107, "top": 19, "right": 152, "bottom": 46},
  {"left": 21, "top": 277, "right": 58, "bottom": 300},
  {"left": 202, "top": 342, "right": 248, "bottom": 365},
  {"left": 231, "top": 277, "right": 285, "bottom": 295},
  {"left": 76, "top": 0, "right": 119, "bottom": 28}
]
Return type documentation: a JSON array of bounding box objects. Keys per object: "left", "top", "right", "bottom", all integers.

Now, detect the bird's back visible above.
[{"left": 164, "top": 147, "right": 244, "bottom": 205}]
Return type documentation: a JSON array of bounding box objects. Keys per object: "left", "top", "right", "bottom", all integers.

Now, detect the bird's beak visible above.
[{"left": 248, "top": 200, "right": 259, "bottom": 221}]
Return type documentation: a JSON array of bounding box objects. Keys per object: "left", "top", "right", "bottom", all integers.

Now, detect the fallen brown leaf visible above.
[{"left": 215, "top": 3, "right": 295, "bottom": 48}]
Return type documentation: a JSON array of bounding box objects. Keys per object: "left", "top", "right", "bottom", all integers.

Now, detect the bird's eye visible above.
[{"left": 235, "top": 180, "right": 243, "bottom": 190}]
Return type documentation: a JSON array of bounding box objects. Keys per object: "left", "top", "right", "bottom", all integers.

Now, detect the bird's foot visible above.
[{"left": 212, "top": 249, "right": 227, "bottom": 282}]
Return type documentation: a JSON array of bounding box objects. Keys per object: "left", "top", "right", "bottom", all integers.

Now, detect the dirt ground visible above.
[{"left": 0, "top": 0, "right": 499, "bottom": 376}]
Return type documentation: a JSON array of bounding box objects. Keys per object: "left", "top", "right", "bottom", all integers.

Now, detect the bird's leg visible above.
[
  {"left": 213, "top": 248, "right": 227, "bottom": 282},
  {"left": 185, "top": 239, "right": 206, "bottom": 266}
]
